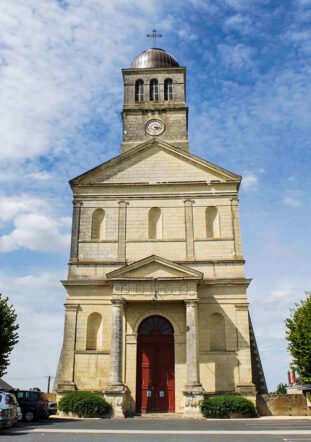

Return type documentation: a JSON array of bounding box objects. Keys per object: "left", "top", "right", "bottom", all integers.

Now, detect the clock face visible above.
[{"left": 145, "top": 119, "right": 165, "bottom": 136}]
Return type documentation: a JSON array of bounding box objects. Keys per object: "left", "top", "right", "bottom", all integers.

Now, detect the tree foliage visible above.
[
  {"left": 0, "top": 294, "right": 19, "bottom": 377},
  {"left": 285, "top": 292, "right": 311, "bottom": 384},
  {"left": 275, "top": 383, "right": 287, "bottom": 394}
]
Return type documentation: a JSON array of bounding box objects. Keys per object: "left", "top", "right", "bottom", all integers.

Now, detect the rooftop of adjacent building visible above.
[{"left": 131, "top": 48, "right": 179, "bottom": 69}]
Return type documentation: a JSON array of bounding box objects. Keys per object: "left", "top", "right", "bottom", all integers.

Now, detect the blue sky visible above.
[{"left": 0, "top": 0, "right": 310, "bottom": 392}]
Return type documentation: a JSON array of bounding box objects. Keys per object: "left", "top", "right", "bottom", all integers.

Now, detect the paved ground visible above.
[{"left": 1, "top": 416, "right": 311, "bottom": 442}]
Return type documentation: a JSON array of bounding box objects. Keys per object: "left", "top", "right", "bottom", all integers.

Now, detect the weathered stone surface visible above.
[
  {"left": 54, "top": 48, "right": 264, "bottom": 416},
  {"left": 257, "top": 394, "right": 311, "bottom": 416}
]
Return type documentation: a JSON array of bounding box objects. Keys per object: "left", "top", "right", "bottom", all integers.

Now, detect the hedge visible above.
[
  {"left": 58, "top": 391, "right": 112, "bottom": 417},
  {"left": 201, "top": 395, "right": 256, "bottom": 418}
]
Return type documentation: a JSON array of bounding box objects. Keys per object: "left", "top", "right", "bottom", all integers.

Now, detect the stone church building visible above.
[{"left": 55, "top": 47, "right": 266, "bottom": 416}]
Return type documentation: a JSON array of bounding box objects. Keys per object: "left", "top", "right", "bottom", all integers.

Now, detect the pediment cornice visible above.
[{"left": 106, "top": 255, "right": 203, "bottom": 280}]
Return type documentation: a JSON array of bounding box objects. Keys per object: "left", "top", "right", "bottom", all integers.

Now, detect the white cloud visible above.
[
  {"left": 241, "top": 172, "right": 258, "bottom": 190},
  {"left": 264, "top": 288, "right": 293, "bottom": 304},
  {"left": 282, "top": 190, "right": 302, "bottom": 207},
  {"left": 283, "top": 197, "right": 302, "bottom": 207},
  {"left": 0, "top": 194, "right": 70, "bottom": 252},
  {"left": 0, "top": 271, "right": 65, "bottom": 389},
  {"left": 217, "top": 43, "right": 257, "bottom": 71},
  {"left": 0, "top": 0, "right": 159, "bottom": 161},
  {"left": 223, "top": 13, "right": 254, "bottom": 34},
  {"left": 0, "top": 213, "right": 70, "bottom": 252},
  {"left": 29, "top": 171, "right": 51, "bottom": 181},
  {"left": 0, "top": 194, "right": 47, "bottom": 222},
  {"left": 0, "top": 271, "right": 64, "bottom": 298}
]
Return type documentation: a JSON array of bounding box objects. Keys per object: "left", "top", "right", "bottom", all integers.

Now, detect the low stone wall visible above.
[{"left": 257, "top": 394, "right": 311, "bottom": 416}]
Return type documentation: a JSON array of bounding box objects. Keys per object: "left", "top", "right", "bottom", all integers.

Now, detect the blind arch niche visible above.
[
  {"left": 86, "top": 312, "right": 103, "bottom": 350},
  {"left": 205, "top": 206, "right": 220, "bottom": 238},
  {"left": 148, "top": 207, "right": 162, "bottom": 239},
  {"left": 91, "top": 208, "right": 105, "bottom": 240}
]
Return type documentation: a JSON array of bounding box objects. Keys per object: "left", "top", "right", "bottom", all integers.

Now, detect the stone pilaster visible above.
[
  {"left": 70, "top": 202, "right": 82, "bottom": 260},
  {"left": 104, "top": 299, "right": 128, "bottom": 418},
  {"left": 54, "top": 304, "right": 79, "bottom": 394},
  {"left": 235, "top": 304, "right": 256, "bottom": 404},
  {"left": 118, "top": 201, "right": 128, "bottom": 260},
  {"left": 183, "top": 300, "right": 204, "bottom": 416},
  {"left": 184, "top": 199, "right": 195, "bottom": 260},
  {"left": 231, "top": 198, "right": 243, "bottom": 258}
]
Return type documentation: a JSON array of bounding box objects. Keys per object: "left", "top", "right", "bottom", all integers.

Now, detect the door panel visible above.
[
  {"left": 140, "top": 343, "right": 156, "bottom": 413},
  {"left": 136, "top": 340, "right": 175, "bottom": 413}
]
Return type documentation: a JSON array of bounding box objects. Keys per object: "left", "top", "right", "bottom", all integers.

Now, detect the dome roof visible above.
[{"left": 131, "top": 48, "right": 179, "bottom": 69}]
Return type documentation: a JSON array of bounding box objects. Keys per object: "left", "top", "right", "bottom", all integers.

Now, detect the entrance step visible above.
[{"left": 135, "top": 413, "right": 185, "bottom": 419}]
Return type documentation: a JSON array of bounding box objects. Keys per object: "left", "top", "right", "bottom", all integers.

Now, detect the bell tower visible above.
[{"left": 121, "top": 47, "right": 188, "bottom": 153}]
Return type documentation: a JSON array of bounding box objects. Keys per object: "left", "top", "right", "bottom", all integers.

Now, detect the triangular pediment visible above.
[
  {"left": 106, "top": 255, "right": 203, "bottom": 280},
  {"left": 70, "top": 139, "right": 241, "bottom": 186}
]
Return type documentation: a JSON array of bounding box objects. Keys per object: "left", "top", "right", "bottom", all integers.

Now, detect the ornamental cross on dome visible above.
[{"left": 146, "top": 28, "right": 162, "bottom": 47}]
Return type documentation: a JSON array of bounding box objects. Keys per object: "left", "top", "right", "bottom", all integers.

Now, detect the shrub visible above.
[
  {"left": 58, "top": 391, "right": 112, "bottom": 417},
  {"left": 201, "top": 395, "right": 256, "bottom": 419}
]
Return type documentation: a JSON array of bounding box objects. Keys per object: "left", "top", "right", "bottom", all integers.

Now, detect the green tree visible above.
[
  {"left": 0, "top": 294, "right": 19, "bottom": 377},
  {"left": 285, "top": 292, "right": 311, "bottom": 384},
  {"left": 275, "top": 383, "right": 287, "bottom": 394}
]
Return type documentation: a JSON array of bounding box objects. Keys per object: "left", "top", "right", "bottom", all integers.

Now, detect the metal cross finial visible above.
[{"left": 146, "top": 28, "right": 162, "bottom": 48}]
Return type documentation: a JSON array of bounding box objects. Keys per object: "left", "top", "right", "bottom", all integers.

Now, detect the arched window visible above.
[
  {"left": 164, "top": 78, "right": 173, "bottom": 100},
  {"left": 148, "top": 207, "right": 162, "bottom": 239},
  {"left": 91, "top": 208, "right": 105, "bottom": 240},
  {"left": 149, "top": 79, "right": 159, "bottom": 101},
  {"left": 206, "top": 206, "right": 220, "bottom": 238},
  {"left": 135, "top": 79, "right": 144, "bottom": 102},
  {"left": 86, "top": 312, "right": 102, "bottom": 350},
  {"left": 210, "top": 312, "right": 226, "bottom": 351}
]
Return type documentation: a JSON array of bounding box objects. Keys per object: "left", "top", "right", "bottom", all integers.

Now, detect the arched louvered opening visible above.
[
  {"left": 205, "top": 206, "right": 220, "bottom": 238},
  {"left": 210, "top": 312, "right": 226, "bottom": 351},
  {"left": 148, "top": 207, "right": 162, "bottom": 239},
  {"left": 150, "top": 79, "right": 159, "bottom": 101},
  {"left": 138, "top": 315, "right": 174, "bottom": 336},
  {"left": 164, "top": 78, "right": 173, "bottom": 100},
  {"left": 86, "top": 312, "right": 103, "bottom": 350},
  {"left": 91, "top": 208, "right": 105, "bottom": 240},
  {"left": 135, "top": 79, "right": 144, "bottom": 102}
]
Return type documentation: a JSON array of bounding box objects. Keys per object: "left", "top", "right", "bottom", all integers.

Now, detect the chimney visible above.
[{"left": 292, "top": 370, "right": 297, "bottom": 384}]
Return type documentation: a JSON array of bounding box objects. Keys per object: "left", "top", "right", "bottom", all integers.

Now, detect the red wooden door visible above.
[{"left": 136, "top": 316, "right": 175, "bottom": 413}]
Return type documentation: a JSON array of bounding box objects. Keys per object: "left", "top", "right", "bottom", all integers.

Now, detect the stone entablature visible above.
[{"left": 111, "top": 280, "right": 199, "bottom": 302}]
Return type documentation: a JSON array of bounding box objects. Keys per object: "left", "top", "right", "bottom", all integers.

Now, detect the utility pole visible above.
[{"left": 47, "top": 376, "right": 51, "bottom": 393}]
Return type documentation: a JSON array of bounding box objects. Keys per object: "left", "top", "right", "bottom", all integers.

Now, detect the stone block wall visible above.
[
  {"left": 257, "top": 394, "right": 311, "bottom": 416},
  {"left": 71, "top": 191, "right": 243, "bottom": 274}
]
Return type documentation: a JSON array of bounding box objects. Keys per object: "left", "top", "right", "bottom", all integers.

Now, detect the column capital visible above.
[
  {"left": 183, "top": 199, "right": 195, "bottom": 204},
  {"left": 64, "top": 303, "right": 80, "bottom": 312},
  {"left": 73, "top": 201, "right": 83, "bottom": 207},
  {"left": 184, "top": 299, "right": 199, "bottom": 306},
  {"left": 111, "top": 298, "right": 126, "bottom": 306}
]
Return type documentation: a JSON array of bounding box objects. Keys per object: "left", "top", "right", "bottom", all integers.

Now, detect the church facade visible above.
[{"left": 55, "top": 47, "right": 266, "bottom": 416}]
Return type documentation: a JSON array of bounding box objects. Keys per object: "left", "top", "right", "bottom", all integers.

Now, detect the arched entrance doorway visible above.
[{"left": 136, "top": 315, "right": 175, "bottom": 413}]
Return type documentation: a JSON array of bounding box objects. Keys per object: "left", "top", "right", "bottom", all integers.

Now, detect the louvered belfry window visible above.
[
  {"left": 164, "top": 78, "right": 173, "bottom": 100},
  {"left": 135, "top": 79, "right": 144, "bottom": 102},
  {"left": 150, "top": 79, "right": 159, "bottom": 101}
]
